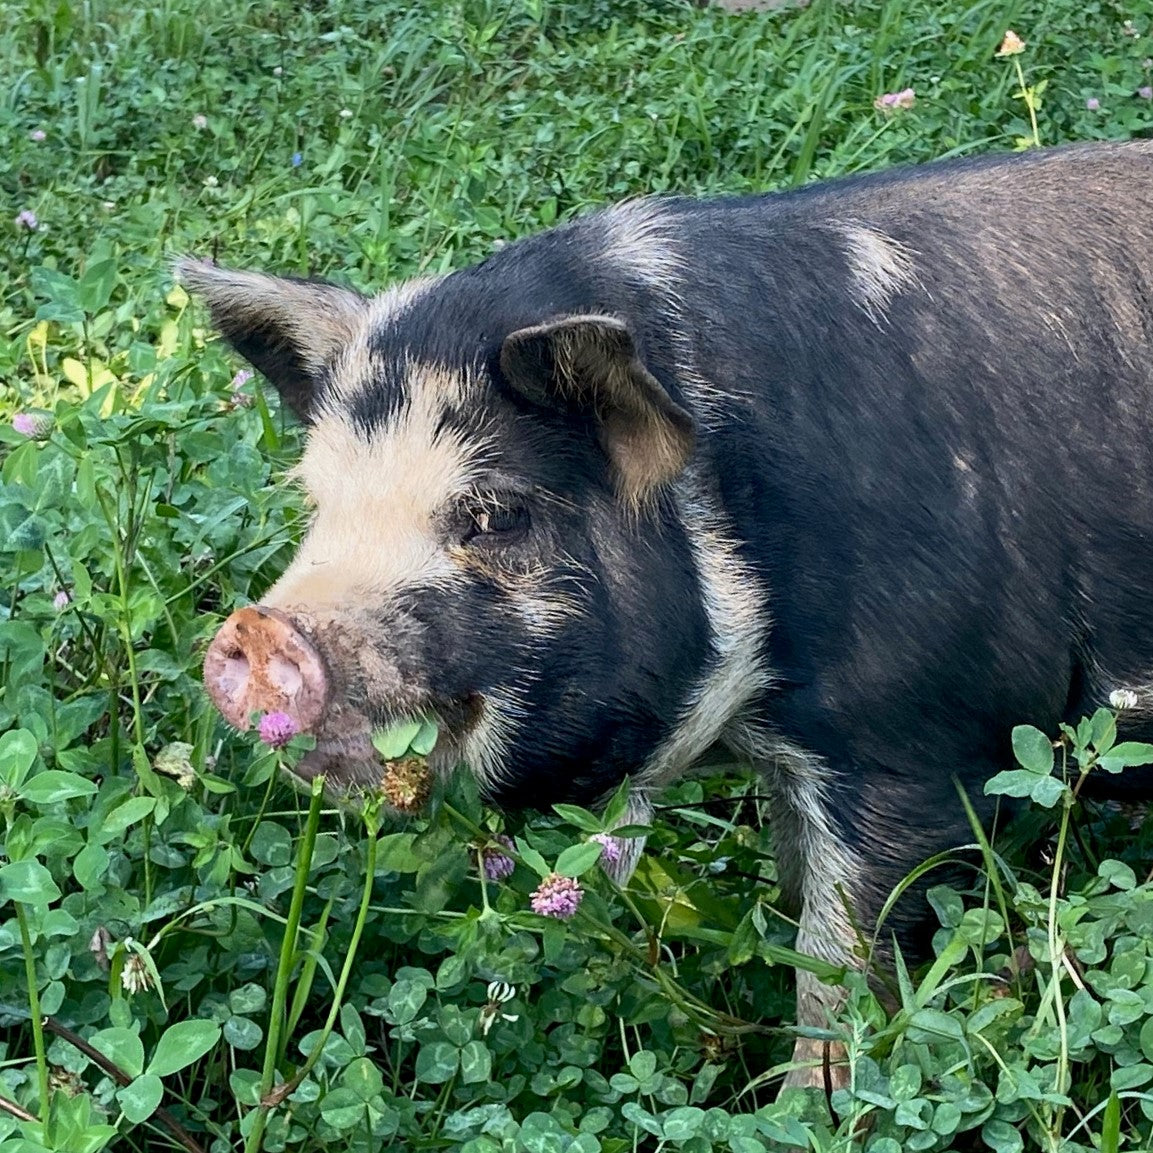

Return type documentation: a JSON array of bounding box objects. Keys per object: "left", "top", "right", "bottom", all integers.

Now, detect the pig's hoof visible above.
[{"left": 780, "top": 1037, "right": 850, "bottom": 1094}]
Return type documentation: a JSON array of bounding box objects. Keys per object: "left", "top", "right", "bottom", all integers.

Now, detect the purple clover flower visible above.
[
  {"left": 231, "top": 368, "right": 254, "bottom": 389},
  {"left": 590, "top": 833, "right": 624, "bottom": 867},
  {"left": 15, "top": 210, "right": 38, "bottom": 231},
  {"left": 1140, "top": 86, "right": 1153, "bottom": 101},
  {"left": 30, "top": 129, "right": 46, "bottom": 142},
  {"left": 873, "top": 87, "right": 915, "bottom": 113},
  {"left": 482, "top": 836, "right": 516, "bottom": 881},
  {"left": 530, "top": 873, "right": 583, "bottom": 920},
  {"left": 258, "top": 710, "right": 299, "bottom": 748},
  {"left": 53, "top": 590, "right": 71, "bottom": 610},
  {"left": 1086, "top": 97, "right": 1101, "bottom": 111},
  {"left": 12, "top": 412, "right": 52, "bottom": 438}
]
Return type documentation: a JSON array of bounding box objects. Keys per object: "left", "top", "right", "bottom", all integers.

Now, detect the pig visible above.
[{"left": 186, "top": 139, "right": 1153, "bottom": 1090}]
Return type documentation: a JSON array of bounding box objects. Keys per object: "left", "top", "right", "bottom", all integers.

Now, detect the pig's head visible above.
[{"left": 184, "top": 256, "right": 719, "bottom": 814}]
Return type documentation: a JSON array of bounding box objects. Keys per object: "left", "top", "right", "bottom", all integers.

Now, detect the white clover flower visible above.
[{"left": 1109, "top": 689, "right": 1139, "bottom": 710}]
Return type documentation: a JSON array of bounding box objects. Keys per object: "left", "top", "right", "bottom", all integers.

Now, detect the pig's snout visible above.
[{"left": 204, "top": 605, "right": 330, "bottom": 732}]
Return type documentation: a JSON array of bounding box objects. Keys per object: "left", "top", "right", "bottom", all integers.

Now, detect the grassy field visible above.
[{"left": 4, "top": 0, "right": 1153, "bottom": 1150}]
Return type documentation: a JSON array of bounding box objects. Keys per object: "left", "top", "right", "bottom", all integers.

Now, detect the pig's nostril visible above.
[
  {"left": 266, "top": 653, "right": 304, "bottom": 697},
  {"left": 217, "top": 653, "right": 252, "bottom": 703}
]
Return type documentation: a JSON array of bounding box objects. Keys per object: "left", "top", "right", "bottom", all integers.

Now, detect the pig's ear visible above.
[
  {"left": 500, "top": 315, "right": 695, "bottom": 503},
  {"left": 177, "top": 259, "right": 368, "bottom": 421}
]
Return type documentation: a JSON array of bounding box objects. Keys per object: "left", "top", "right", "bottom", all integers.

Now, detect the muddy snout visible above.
[{"left": 203, "top": 605, "right": 330, "bottom": 732}]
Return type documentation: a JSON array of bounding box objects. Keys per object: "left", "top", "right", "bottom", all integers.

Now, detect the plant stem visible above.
[
  {"left": 245, "top": 773, "right": 324, "bottom": 1153},
  {"left": 1014, "top": 57, "right": 1040, "bottom": 147},
  {"left": 258, "top": 806, "right": 381, "bottom": 1107},
  {"left": 16, "top": 904, "right": 50, "bottom": 1125}
]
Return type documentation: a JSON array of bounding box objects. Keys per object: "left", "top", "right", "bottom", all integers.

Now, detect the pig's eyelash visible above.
[{"left": 461, "top": 487, "right": 530, "bottom": 513}]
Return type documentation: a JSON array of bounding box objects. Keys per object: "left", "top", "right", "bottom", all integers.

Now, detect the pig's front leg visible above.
[
  {"left": 758, "top": 742, "right": 862, "bottom": 1092},
  {"left": 752, "top": 735, "right": 991, "bottom": 1093}
]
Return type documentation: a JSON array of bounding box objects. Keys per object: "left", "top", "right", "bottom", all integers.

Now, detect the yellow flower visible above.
[{"left": 996, "top": 30, "right": 1026, "bottom": 56}]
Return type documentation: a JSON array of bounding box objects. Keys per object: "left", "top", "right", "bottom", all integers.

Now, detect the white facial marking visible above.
[
  {"left": 266, "top": 363, "right": 489, "bottom": 611},
  {"left": 455, "top": 687, "right": 525, "bottom": 793},
  {"left": 326, "top": 277, "right": 442, "bottom": 403}
]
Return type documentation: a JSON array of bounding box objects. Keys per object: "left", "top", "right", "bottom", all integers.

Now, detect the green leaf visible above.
[
  {"left": 344, "top": 1056, "right": 384, "bottom": 1101},
  {"left": 73, "top": 842, "right": 109, "bottom": 889},
  {"left": 229, "top": 1067, "right": 262, "bottom": 1106},
  {"left": 629, "top": 1050, "right": 657, "bottom": 1082},
  {"left": 984, "top": 768, "right": 1065, "bottom": 808},
  {"left": 1011, "top": 725, "right": 1053, "bottom": 775},
  {"left": 18, "top": 769, "right": 98, "bottom": 804},
  {"left": 340, "top": 1003, "right": 366, "bottom": 1055},
  {"left": 0, "top": 729, "right": 38, "bottom": 789},
  {"left": 146, "top": 1019, "right": 221, "bottom": 1077},
  {"left": 727, "top": 909, "right": 758, "bottom": 966},
  {"left": 981, "top": 1119, "right": 1023, "bottom": 1153},
  {"left": 1099, "top": 859, "right": 1137, "bottom": 891},
  {"left": 414, "top": 1040, "right": 458, "bottom": 1083},
  {"left": 984, "top": 769, "right": 1040, "bottom": 798},
  {"left": 377, "top": 832, "right": 422, "bottom": 874},
  {"left": 1098, "top": 741, "right": 1153, "bottom": 774},
  {"left": 663, "top": 1107, "right": 705, "bottom": 1141},
  {"left": 1029, "top": 774, "right": 1066, "bottom": 808},
  {"left": 1088, "top": 707, "right": 1117, "bottom": 753},
  {"left": 409, "top": 719, "right": 439, "bottom": 756},
  {"left": 906, "top": 1007, "right": 965, "bottom": 1044},
  {"left": 229, "top": 984, "right": 267, "bottom": 1015},
  {"left": 386, "top": 977, "right": 429, "bottom": 1026},
  {"left": 0, "top": 859, "right": 61, "bottom": 905},
  {"left": 223, "top": 1016, "right": 262, "bottom": 1049},
  {"left": 99, "top": 795, "right": 157, "bottom": 839},
  {"left": 372, "top": 720, "right": 422, "bottom": 760},
  {"left": 1140, "top": 1017, "right": 1153, "bottom": 1063},
  {"left": 1101, "top": 1089, "right": 1121, "bottom": 1153},
  {"left": 90, "top": 1028, "right": 145, "bottom": 1079},
  {"left": 459, "top": 1040, "right": 492, "bottom": 1084},
  {"left": 78, "top": 258, "right": 118, "bottom": 314},
  {"left": 601, "top": 777, "right": 633, "bottom": 828},
  {"left": 515, "top": 838, "right": 551, "bottom": 879},
  {"left": 436, "top": 953, "right": 470, "bottom": 990},
  {"left": 555, "top": 842, "right": 604, "bottom": 878},
  {"left": 116, "top": 1073, "right": 163, "bottom": 1124},
  {"left": 551, "top": 804, "right": 604, "bottom": 833},
  {"left": 520, "top": 1111, "right": 572, "bottom": 1153},
  {"left": 319, "top": 1086, "right": 365, "bottom": 1131},
  {"left": 249, "top": 821, "right": 292, "bottom": 867}
]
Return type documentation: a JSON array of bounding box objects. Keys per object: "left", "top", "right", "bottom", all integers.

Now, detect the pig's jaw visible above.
[{"left": 286, "top": 696, "right": 484, "bottom": 796}]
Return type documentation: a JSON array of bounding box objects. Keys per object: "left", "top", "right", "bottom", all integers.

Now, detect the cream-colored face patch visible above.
[
  {"left": 323, "top": 277, "right": 442, "bottom": 405},
  {"left": 265, "top": 363, "right": 493, "bottom": 611}
]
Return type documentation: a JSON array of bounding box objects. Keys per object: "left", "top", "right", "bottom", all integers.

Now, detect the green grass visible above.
[{"left": 4, "top": 1, "right": 1153, "bottom": 1150}]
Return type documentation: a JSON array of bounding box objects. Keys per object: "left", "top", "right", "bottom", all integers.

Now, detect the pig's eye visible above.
[{"left": 460, "top": 499, "right": 531, "bottom": 547}]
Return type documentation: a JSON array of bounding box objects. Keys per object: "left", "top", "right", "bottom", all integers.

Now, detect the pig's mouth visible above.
[{"left": 290, "top": 697, "right": 481, "bottom": 795}]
